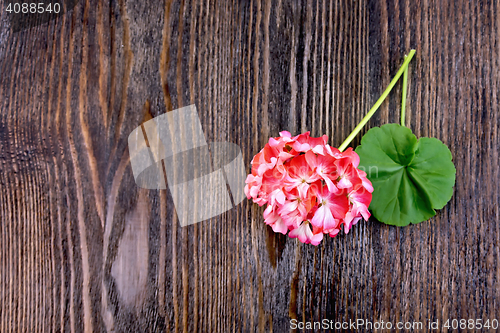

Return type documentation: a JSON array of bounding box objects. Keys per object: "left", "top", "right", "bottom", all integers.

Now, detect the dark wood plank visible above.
[{"left": 0, "top": 0, "right": 499, "bottom": 332}]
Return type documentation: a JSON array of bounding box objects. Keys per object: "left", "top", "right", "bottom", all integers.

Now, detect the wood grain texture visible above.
[{"left": 1, "top": 0, "right": 499, "bottom": 332}]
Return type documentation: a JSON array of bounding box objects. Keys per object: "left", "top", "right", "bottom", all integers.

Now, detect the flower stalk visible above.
[{"left": 338, "top": 49, "right": 416, "bottom": 152}]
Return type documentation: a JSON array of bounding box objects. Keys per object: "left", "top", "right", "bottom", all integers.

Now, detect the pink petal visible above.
[
  {"left": 271, "top": 218, "right": 288, "bottom": 234},
  {"left": 304, "top": 150, "right": 318, "bottom": 168},
  {"left": 269, "top": 137, "right": 285, "bottom": 148},
  {"left": 329, "top": 228, "right": 340, "bottom": 238},
  {"left": 343, "top": 215, "right": 362, "bottom": 234},
  {"left": 279, "top": 131, "right": 292, "bottom": 138},
  {"left": 337, "top": 177, "right": 352, "bottom": 189},
  {"left": 362, "top": 177, "right": 374, "bottom": 193},
  {"left": 278, "top": 200, "right": 298, "bottom": 215},
  {"left": 310, "top": 205, "right": 325, "bottom": 228},
  {"left": 303, "top": 223, "right": 315, "bottom": 242},
  {"left": 309, "top": 232, "right": 324, "bottom": 246},
  {"left": 311, "top": 205, "right": 336, "bottom": 230},
  {"left": 359, "top": 206, "right": 370, "bottom": 220},
  {"left": 292, "top": 141, "right": 310, "bottom": 152},
  {"left": 322, "top": 175, "right": 337, "bottom": 193},
  {"left": 311, "top": 145, "right": 325, "bottom": 155},
  {"left": 289, "top": 224, "right": 307, "bottom": 243},
  {"left": 249, "top": 185, "right": 260, "bottom": 198},
  {"left": 278, "top": 151, "right": 295, "bottom": 160},
  {"left": 263, "top": 205, "right": 274, "bottom": 219},
  {"left": 275, "top": 190, "right": 286, "bottom": 205}
]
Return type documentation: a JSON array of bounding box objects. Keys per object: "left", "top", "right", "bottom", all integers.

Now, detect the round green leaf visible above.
[{"left": 355, "top": 124, "right": 456, "bottom": 226}]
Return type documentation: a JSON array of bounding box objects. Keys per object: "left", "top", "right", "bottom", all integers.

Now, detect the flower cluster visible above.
[{"left": 244, "top": 131, "right": 373, "bottom": 245}]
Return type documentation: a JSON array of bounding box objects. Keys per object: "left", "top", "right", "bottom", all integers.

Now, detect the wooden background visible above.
[{"left": 1, "top": 0, "right": 499, "bottom": 332}]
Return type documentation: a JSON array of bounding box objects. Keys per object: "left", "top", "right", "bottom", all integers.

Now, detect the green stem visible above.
[
  {"left": 401, "top": 55, "right": 409, "bottom": 126},
  {"left": 338, "top": 49, "right": 416, "bottom": 152}
]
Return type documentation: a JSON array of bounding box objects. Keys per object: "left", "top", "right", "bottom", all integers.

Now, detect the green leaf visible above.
[{"left": 355, "top": 124, "right": 456, "bottom": 226}]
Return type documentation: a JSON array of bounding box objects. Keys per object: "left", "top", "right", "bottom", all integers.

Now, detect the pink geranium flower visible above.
[
  {"left": 283, "top": 155, "right": 319, "bottom": 198},
  {"left": 245, "top": 131, "right": 373, "bottom": 246},
  {"left": 289, "top": 221, "right": 324, "bottom": 245},
  {"left": 310, "top": 185, "right": 348, "bottom": 230},
  {"left": 263, "top": 205, "right": 288, "bottom": 234}
]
